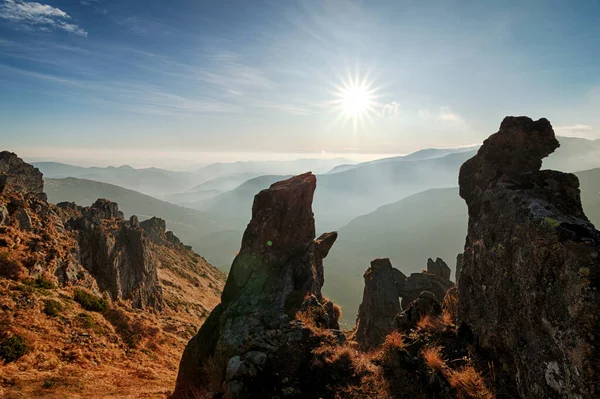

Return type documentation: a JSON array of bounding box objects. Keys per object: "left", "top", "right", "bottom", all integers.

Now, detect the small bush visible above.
[
  {"left": 422, "top": 346, "right": 446, "bottom": 373},
  {"left": 0, "top": 251, "right": 24, "bottom": 280},
  {"left": 0, "top": 335, "right": 28, "bottom": 363},
  {"left": 24, "top": 276, "right": 57, "bottom": 290},
  {"left": 74, "top": 289, "right": 107, "bottom": 312},
  {"left": 43, "top": 299, "right": 63, "bottom": 316},
  {"left": 379, "top": 331, "right": 406, "bottom": 367}
]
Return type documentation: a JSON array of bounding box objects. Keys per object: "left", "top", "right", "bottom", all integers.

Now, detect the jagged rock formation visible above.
[
  {"left": 398, "top": 266, "right": 454, "bottom": 309},
  {"left": 62, "top": 200, "right": 164, "bottom": 310},
  {"left": 173, "top": 173, "right": 340, "bottom": 398},
  {"left": 354, "top": 258, "right": 403, "bottom": 350},
  {"left": 354, "top": 257, "right": 454, "bottom": 350},
  {"left": 426, "top": 257, "right": 451, "bottom": 280},
  {"left": 458, "top": 116, "right": 600, "bottom": 398},
  {"left": 140, "top": 217, "right": 168, "bottom": 245},
  {"left": 0, "top": 151, "right": 45, "bottom": 199},
  {"left": 0, "top": 152, "right": 227, "bottom": 397}
]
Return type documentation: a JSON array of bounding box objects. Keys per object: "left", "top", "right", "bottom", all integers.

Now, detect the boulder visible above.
[
  {"left": 458, "top": 116, "right": 600, "bottom": 398},
  {"left": 173, "top": 173, "right": 339, "bottom": 398}
]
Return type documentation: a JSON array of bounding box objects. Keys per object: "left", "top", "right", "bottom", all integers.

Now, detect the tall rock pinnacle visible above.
[
  {"left": 458, "top": 116, "right": 600, "bottom": 398},
  {"left": 173, "top": 173, "right": 339, "bottom": 398}
]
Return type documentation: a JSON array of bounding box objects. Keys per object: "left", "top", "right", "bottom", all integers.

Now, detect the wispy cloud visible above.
[
  {"left": 438, "top": 106, "right": 464, "bottom": 123},
  {"left": 554, "top": 124, "right": 596, "bottom": 138},
  {"left": 0, "top": 0, "right": 87, "bottom": 36},
  {"left": 379, "top": 101, "right": 400, "bottom": 118},
  {"left": 554, "top": 124, "right": 592, "bottom": 133}
]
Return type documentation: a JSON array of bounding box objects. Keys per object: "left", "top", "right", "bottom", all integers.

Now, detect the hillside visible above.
[
  {"left": 0, "top": 152, "right": 226, "bottom": 398},
  {"left": 34, "top": 162, "right": 194, "bottom": 197},
  {"left": 44, "top": 177, "right": 233, "bottom": 256}
]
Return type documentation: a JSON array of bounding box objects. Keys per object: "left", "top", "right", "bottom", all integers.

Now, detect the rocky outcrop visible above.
[
  {"left": 140, "top": 217, "right": 168, "bottom": 245},
  {"left": 173, "top": 173, "right": 339, "bottom": 398},
  {"left": 354, "top": 258, "right": 403, "bottom": 350},
  {"left": 0, "top": 151, "right": 45, "bottom": 199},
  {"left": 427, "top": 257, "right": 451, "bottom": 280},
  {"left": 398, "top": 268, "right": 454, "bottom": 309},
  {"left": 64, "top": 200, "right": 164, "bottom": 310},
  {"left": 395, "top": 291, "right": 442, "bottom": 332},
  {"left": 458, "top": 116, "right": 600, "bottom": 398}
]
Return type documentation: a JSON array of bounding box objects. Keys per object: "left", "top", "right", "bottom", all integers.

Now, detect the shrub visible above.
[
  {"left": 379, "top": 331, "right": 406, "bottom": 367},
  {"left": 74, "top": 289, "right": 107, "bottom": 312},
  {"left": 0, "top": 251, "right": 24, "bottom": 280},
  {"left": 0, "top": 335, "right": 28, "bottom": 363},
  {"left": 24, "top": 276, "right": 57, "bottom": 290},
  {"left": 43, "top": 299, "right": 63, "bottom": 316}
]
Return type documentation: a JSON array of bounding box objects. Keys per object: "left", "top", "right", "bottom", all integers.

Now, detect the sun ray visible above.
[{"left": 331, "top": 71, "right": 380, "bottom": 129}]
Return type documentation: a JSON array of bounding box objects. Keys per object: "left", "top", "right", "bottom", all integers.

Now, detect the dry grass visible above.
[
  {"left": 448, "top": 366, "right": 495, "bottom": 399},
  {"left": 442, "top": 288, "right": 458, "bottom": 326},
  {"left": 422, "top": 346, "right": 447, "bottom": 373},
  {"left": 202, "top": 350, "right": 229, "bottom": 392},
  {"left": 378, "top": 331, "right": 406, "bottom": 367},
  {"left": 416, "top": 314, "right": 447, "bottom": 334}
]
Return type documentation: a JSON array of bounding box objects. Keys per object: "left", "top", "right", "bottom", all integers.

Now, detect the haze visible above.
[{"left": 2, "top": 0, "right": 600, "bottom": 166}]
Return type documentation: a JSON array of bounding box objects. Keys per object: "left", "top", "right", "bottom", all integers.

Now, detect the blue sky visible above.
[{"left": 1, "top": 0, "right": 599, "bottom": 166}]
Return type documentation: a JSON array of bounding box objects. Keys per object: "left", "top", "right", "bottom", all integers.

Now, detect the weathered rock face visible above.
[
  {"left": 173, "top": 173, "right": 339, "bottom": 398},
  {"left": 64, "top": 201, "right": 164, "bottom": 310},
  {"left": 140, "top": 217, "right": 168, "bottom": 245},
  {"left": 427, "top": 257, "right": 451, "bottom": 280},
  {"left": 455, "top": 253, "right": 463, "bottom": 283},
  {"left": 0, "top": 151, "right": 46, "bottom": 199},
  {"left": 458, "top": 116, "right": 600, "bottom": 398},
  {"left": 395, "top": 291, "right": 442, "bottom": 332},
  {"left": 398, "top": 268, "right": 454, "bottom": 309},
  {"left": 354, "top": 258, "right": 403, "bottom": 350}
]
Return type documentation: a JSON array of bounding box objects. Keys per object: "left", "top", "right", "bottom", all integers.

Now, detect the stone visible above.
[
  {"left": 87, "top": 199, "right": 124, "bottom": 220},
  {"left": 140, "top": 217, "right": 167, "bottom": 245},
  {"left": 14, "top": 208, "right": 32, "bottom": 231},
  {"left": 0, "top": 205, "right": 8, "bottom": 226},
  {"left": 399, "top": 271, "right": 454, "bottom": 309},
  {"left": 426, "top": 257, "right": 451, "bottom": 280},
  {"left": 458, "top": 116, "right": 600, "bottom": 398},
  {"left": 354, "top": 258, "right": 403, "bottom": 350},
  {"left": 0, "top": 151, "right": 46, "bottom": 199},
  {"left": 173, "top": 173, "right": 339, "bottom": 398},
  {"left": 394, "top": 291, "right": 442, "bottom": 332},
  {"left": 243, "top": 351, "right": 267, "bottom": 368}
]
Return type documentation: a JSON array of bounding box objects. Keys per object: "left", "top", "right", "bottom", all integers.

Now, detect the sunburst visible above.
[{"left": 331, "top": 71, "right": 380, "bottom": 129}]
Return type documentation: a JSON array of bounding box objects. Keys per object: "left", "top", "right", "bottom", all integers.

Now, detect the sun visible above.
[{"left": 332, "top": 72, "right": 379, "bottom": 128}]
